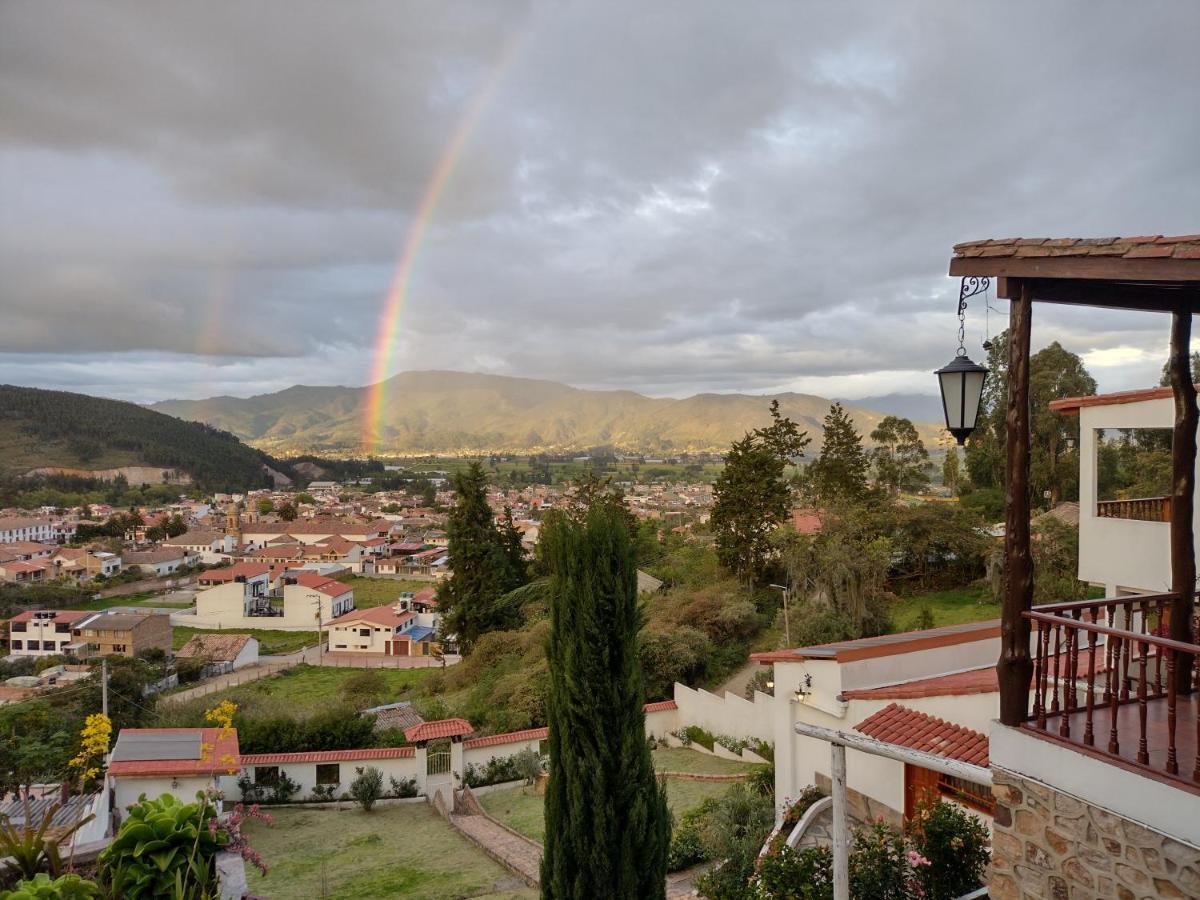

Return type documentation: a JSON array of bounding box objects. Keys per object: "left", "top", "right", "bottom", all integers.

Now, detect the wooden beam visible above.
[
  {"left": 1026, "top": 279, "right": 1200, "bottom": 314},
  {"left": 950, "top": 254, "right": 1200, "bottom": 284},
  {"left": 1000, "top": 281, "right": 1034, "bottom": 726},
  {"left": 1168, "top": 304, "right": 1197, "bottom": 694},
  {"left": 830, "top": 743, "right": 849, "bottom": 900}
]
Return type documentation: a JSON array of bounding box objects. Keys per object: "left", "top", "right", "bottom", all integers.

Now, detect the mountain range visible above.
[{"left": 150, "top": 371, "right": 944, "bottom": 457}]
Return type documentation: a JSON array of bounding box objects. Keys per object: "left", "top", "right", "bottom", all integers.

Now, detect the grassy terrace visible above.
[
  {"left": 480, "top": 748, "right": 763, "bottom": 844},
  {"left": 342, "top": 575, "right": 432, "bottom": 609},
  {"left": 178, "top": 663, "right": 430, "bottom": 714},
  {"left": 171, "top": 625, "right": 316, "bottom": 656},
  {"left": 891, "top": 584, "right": 1000, "bottom": 631},
  {"left": 244, "top": 804, "right": 536, "bottom": 900}
]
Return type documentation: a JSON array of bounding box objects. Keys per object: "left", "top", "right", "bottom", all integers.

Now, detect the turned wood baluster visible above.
[
  {"left": 1137, "top": 640, "right": 1150, "bottom": 765},
  {"left": 1149, "top": 600, "right": 1164, "bottom": 697},
  {"left": 1108, "top": 635, "right": 1122, "bottom": 755},
  {"left": 1083, "top": 613, "right": 1097, "bottom": 747},
  {"left": 1119, "top": 602, "right": 1133, "bottom": 701},
  {"left": 1036, "top": 621, "right": 1049, "bottom": 730},
  {"left": 1165, "top": 650, "right": 1178, "bottom": 776},
  {"left": 1103, "top": 609, "right": 1114, "bottom": 703},
  {"left": 1060, "top": 623, "right": 1076, "bottom": 738},
  {"left": 1051, "top": 622, "right": 1062, "bottom": 715}
]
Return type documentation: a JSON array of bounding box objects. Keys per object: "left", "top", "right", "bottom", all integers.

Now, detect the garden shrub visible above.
[
  {"left": 905, "top": 798, "right": 990, "bottom": 900},
  {"left": 748, "top": 739, "right": 774, "bottom": 762},
  {"left": 848, "top": 819, "right": 916, "bottom": 900},
  {"left": 666, "top": 797, "right": 719, "bottom": 871},
  {"left": 269, "top": 773, "right": 301, "bottom": 804},
  {"left": 681, "top": 725, "right": 716, "bottom": 751},
  {"left": 309, "top": 784, "right": 337, "bottom": 802},
  {"left": 388, "top": 775, "right": 418, "bottom": 799},
  {"left": 99, "top": 793, "right": 226, "bottom": 898},
  {"left": 1, "top": 873, "right": 100, "bottom": 899},
  {"left": 349, "top": 766, "right": 384, "bottom": 811},
  {"left": 462, "top": 753, "right": 523, "bottom": 788},
  {"left": 715, "top": 734, "right": 748, "bottom": 755},
  {"left": 693, "top": 784, "right": 774, "bottom": 899},
  {"left": 756, "top": 845, "right": 833, "bottom": 900}
]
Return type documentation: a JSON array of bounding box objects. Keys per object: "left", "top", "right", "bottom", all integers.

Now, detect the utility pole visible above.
[
  {"left": 313, "top": 593, "right": 324, "bottom": 665},
  {"left": 770, "top": 583, "right": 791, "bottom": 647},
  {"left": 101, "top": 657, "right": 108, "bottom": 717}
]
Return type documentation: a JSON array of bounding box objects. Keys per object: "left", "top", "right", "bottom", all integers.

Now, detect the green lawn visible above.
[
  {"left": 244, "top": 803, "right": 536, "bottom": 900},
  {"left": 189, "top": 663, "right": 430, "bottom": 715},
  {"left": 171, "top": 625, "right": 316, "bottom": 656},
  {"left": 342, "top": 576, "right": 432, "bottom": 609},
  {"left": 891, "top": 584, "right": 1000, "bottom": 631},
  {"left": 480, "top": 766, "right": 740, "bottom": 845},
  {"left": 652, "top": 747, "right": 758, "bottom": 776}
]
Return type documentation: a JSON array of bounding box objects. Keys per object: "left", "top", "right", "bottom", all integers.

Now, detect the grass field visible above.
[
  {"left": 244, "top": 803, "right": 536, "bottom": 900},
  {"left": 185, "top": 663, "right": 430, "bottom": 715},
  {"left": 342, "top": 576, "right": 431, "bottom": 609},
  {"left": 479, "top": 769, "right": 738, "bottom": 845},
  {"left": 651, "top": 747, "right": 758, "bottom": 775},
  {"left": 891, "top": 584, "right": 1000, "bottom": 631},
  {"left": 171, "top": 625, "right": 316, "bottom": 656}
]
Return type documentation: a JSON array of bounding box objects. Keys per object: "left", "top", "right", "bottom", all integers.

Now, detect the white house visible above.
[
  {"left": 0, "top": 517, "right": 60, "bottom": 544},
  {"left": 122, "top": 547, "right": 198, "bottom": 577},
  {"left": 1050, "top": 385, "right": 1193, "bottom": 596},
  {"left": 189, "top": 564, "right": 353, "bottom": 630},
  {"left": 6, "top": 609, "right": 93, "bottom": 657},
  {"left": 175, "top": 633, "right": 259, "bottom": 674},
  {"left": 107, "top": 727, "right": 240, "bottom": 814},
  {"left": 163, "top": 529, "right": 237, "bottom": 564}
]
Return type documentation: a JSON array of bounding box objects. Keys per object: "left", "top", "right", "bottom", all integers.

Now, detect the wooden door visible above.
[{"left": 904, "top": 764, "right": 939, "bottom": 820}]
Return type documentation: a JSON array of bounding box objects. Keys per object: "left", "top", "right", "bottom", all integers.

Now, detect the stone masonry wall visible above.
[{"left": 989, "top": 768, "right": 1200, "bottom": 899}]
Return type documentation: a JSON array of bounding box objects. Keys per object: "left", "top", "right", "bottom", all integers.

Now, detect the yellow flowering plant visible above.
[{"left": 69, "top": 713, "right": 112, "bottom": 784}]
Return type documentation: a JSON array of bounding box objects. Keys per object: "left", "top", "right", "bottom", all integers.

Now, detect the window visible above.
[
  {"left": 10, "top": 640, "right": 22, "bottom": 650},
  {"left": 55, "top": 624, "right": 70, "bottom": 633},
  {"left": 27, "top": 641, "right": 39, "bottom": 651},
  {"left": 10, "top": 623, "right": 25, "bottom": 632},
  {"left": 359, "top": 628, "right": 371, "bottom": 637},
  {"left": 937, "top": 774, "right": 994, "bottom": 816},
  {"left": 255, "top": 766, "right": 279, "bottom": 785},
  {"left": 315, "top": 763, "right": 340, "bottom": 785},
  {"left": 112, "top": 644, "right": 127, "bottom": 653}
]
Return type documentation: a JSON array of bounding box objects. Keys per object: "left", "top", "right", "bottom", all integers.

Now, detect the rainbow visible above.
[{"left": 361, "top": 41, "right": 520, "bottom": 456}]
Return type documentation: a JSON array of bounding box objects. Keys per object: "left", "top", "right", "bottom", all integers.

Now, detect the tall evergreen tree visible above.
[
  {"left": 807, "top": 403, "right": 869, "bottom": 505},
  {"left": 439, "top": 463, "right": 526, "bottom": 652},
  {"left": 541, "top": 504, "right": 669, "bottom": 900},
  {"left": 711, "top": 401, "right": 809, "bottom": 585}
]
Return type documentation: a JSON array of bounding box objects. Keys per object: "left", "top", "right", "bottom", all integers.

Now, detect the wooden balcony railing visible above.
[
  {"left": 1096, "top": 496, "right": 1171, "bottom": 522},
  {"left": 1023, "top": 594, "right": 1198, "bottom": 787}
]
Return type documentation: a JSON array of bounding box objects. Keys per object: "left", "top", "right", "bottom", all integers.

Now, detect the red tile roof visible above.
[
  {"left": 108, "top": 728, "right": 241, "bottom": 778},
  {"left": 791, "top": 508, "right": 823, "bottom": 536},
  {"left": 854, "top": 703, "right": 988, "bottom": 767},
  {"left": 751, "top": 620, "right": 999, "bottom": 664},
  {"left": 643, "top": 700, "right": 679, "bottom": 713},
  {"left": 404, "top": 718, "right": 474, "bottom": 742},
  {"left": 463, "top": 727, "right": 548, "bottom": 750},
  {"left": 240, "top": 747, "right": 414, "bottom": 765},
  {"left": 325, "top": 605, "right": 413, "bottom": 629},
  {"left": 289, "top": 571, "right": 352, "bottom": 597},
  {"left": 198, "top": 562, "right": 271, "bottom": 584},
  {"left": 7, "top": 609, "right": 91, "bottom": 624},
  {"left": 1048, "top": 385, "right": 1200, "bottom": 415},
  {"left": 842, "top": 667, "right": 997, "bottom": 700},
  {"left": 952, "top": 234, "right": 1200, "bottom": 261}
]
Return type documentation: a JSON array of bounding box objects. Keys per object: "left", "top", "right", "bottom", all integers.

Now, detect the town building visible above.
[
  {"left": 108, "top": 727, "right": 240, "bottom": 813},
  {"left": 0, "top": 516, "right": 73, "bottom": 544},
  {"left": 175, "top": 633, "right": 259, "bottom": 675},
  {"left": 0, "top": 560, "right": 48, "bottom": 583},
  {"left": 163, "top": 529, "right": 237, "bottom": 564},
  {"left": 325, "top": 604, "right": 439, "bottom": 657},
  {"left": 70, "top": 609, "right": 172, "bottom": 658},
  {"left": 6, "top": 609, "right": 93, "bottom": 656},
  {"left": 121, "top": 547, "right": 198, "bottom": 577}
]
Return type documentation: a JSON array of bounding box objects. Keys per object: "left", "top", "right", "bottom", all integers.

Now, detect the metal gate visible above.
[{"left": 427, "top": 739, "right": 452, "bottom": 776}]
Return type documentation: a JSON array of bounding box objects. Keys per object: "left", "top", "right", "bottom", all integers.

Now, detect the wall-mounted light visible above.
[{"left": 793, "top": 673, "right": 813, "bottom": 702}]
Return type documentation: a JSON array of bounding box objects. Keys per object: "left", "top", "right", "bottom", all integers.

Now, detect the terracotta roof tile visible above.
[
  {"left": 841, "top": 667, "right": 997, "bottom": 700},
  {"left": 240, "top": 747, "right": 414, "bottom": 765},
  {"left": 855, "top": 704, "right": 989, "bottom": 767},
  {"left": 643, "top": 700, "right": 679, "bottom": 713},
  {"left": 952, "top": 234, "right": 1200, "bottom": 264},
  {"left": 404, "top": 718, "right": 474, "bottom": 742},
  {"left": 463, "top": 727, "right": 549, "bottom": 750},
  {"left": 108, "top": 728, "right": 240, "bottom": 778}
]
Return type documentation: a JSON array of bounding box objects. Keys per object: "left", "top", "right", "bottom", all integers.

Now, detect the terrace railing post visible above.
[
  {"left": 999, "top": 280, "right": 1034, "bottom": 726},
  {"left": 1168, "top": 303, "right": 1197, "bottom": 695}
]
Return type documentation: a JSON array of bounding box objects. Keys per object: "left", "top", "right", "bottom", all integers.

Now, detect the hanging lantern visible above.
[{"left": 936, "top": 277, "right": 991, "bottom": 445}]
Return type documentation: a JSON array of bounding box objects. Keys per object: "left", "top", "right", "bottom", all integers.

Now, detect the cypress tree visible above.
[{"left": 541, "top": 502, "right": 669, "bottom": 900}]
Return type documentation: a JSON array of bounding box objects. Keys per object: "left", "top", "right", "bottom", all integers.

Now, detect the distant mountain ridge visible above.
[
  {"left": 150, "top": 371, "right": 944, "bottom": 456},
  {"left": 0, "top": 384, "right": 292, "bottom": 490}
]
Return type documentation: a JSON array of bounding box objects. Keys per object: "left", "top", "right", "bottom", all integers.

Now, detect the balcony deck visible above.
[{"left": 1023, "top": 691, "right": 1198, "bottom": 791}]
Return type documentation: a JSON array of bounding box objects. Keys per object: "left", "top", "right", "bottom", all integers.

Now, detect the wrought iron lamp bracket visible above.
[{"left": 955, "top": 276, "right": 990, "bottom": 356}]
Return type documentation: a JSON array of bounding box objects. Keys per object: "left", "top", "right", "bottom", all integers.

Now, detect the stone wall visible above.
[
  {"left": 814, "top": 772, "right": 902, "bottom": 830},
  {"left": 990, "top": 767, "right": 1200, "bottom": 899}
]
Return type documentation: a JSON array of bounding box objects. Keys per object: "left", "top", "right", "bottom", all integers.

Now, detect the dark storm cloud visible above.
[{"left": 0, "top": 1, "right": 1197, "bottom": 403}]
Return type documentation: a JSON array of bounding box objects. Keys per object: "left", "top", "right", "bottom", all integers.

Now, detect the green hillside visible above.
[
  {"left": 151, "top": 370, "right": 943, "bottom": 456},
  {"left": 0, "top": 384, "right": 293, "bottom": 491}
]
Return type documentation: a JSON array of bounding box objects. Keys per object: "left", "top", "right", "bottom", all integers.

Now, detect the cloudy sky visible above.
[{"left": 2, "top": 2, "right": 1198, "bottom": 411}]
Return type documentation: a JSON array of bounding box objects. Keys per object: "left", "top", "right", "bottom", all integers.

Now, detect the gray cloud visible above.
[{"left": 1, "top": 1, "right": 1197, "bottom": 405}]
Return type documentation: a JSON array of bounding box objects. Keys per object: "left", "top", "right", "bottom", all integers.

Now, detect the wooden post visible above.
[
  {"left": 999, "top": 281, "right": 1034, "bottom": 725},
  {"left": 830, "top": 742, "right": 849, "bottom": 900},
  {"left": 1168, "top": 304, "right": 1197, "bottom": 694}
]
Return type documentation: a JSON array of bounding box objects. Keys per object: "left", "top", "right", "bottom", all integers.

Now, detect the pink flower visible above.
[{"left": 907, "top": 850, "right": 931, "bottom": 868}]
